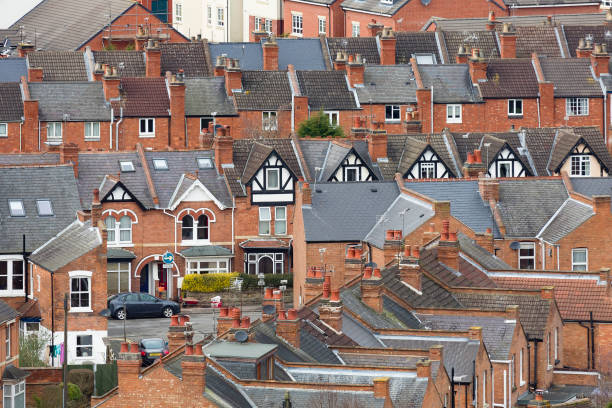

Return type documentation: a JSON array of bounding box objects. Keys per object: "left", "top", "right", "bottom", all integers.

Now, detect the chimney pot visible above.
[
  {"left": 474, "top": 149, "right": 482, "bottom": 163},
  {"left": 404, "top": 245, "right": 411, "bottom": 258},
  {"left": 363, "top": 267, "right": 373, "bottom": 280},
  {"left": 129, "top": 343, "right": 139, "bottom": 353},
  {"left": 240, "top": 316, "right": 250, "bottom": 328},
  {"left": 373, "top": 268, "right": 382, "bottom": 279},
  {"left": 385, "top": 230, "right": 395, "bottom": 241},
  {"left": 287, "top": 308, "right": 298, "bottom": 320},
  {"left": 347, "top": 246, "right": 356, "bottom": 259},
  {"left": 412, "top": 246, "right": 420, "bottom": 258},
  {"left": 120, "top": 342, "right": 129, "bottom": 353},
  {"left": 219, "top": 307, "right": 228, "bottom": 317},
  {"left": 170, "top": 315, "right": 179, "bottom": 326}
]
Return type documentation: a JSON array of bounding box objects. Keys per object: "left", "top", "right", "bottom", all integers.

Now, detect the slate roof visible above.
[
  {"left": 451, "top": 131, "right": 528, "bottom": 171},
  {"left": 0, "top": 152, "right": 59, "bottom": 166},
  {"left": 184, "top": 77, "right": 236, "bottom": 117},
  {"left": 234, "top": 71, "right": 292, "bottom": 111},
  {"left": 514, "top": 26, "right": 563, "bottom": 58},
  {"left": 538, "top": 199, "right": 594, "bottom": 243},
  {"left": 0, "top": 83, "right": 24, "bottom": 121},
  {"left": 0, "top": 301, "right": 19, "bottom": 325},
  {"left": 405, "top": 180, "right": 500, "bottom": 237},
  {"left": 496, "top": 178, "right": 568, "bottom": 237},
  {"left": 160, "top": 42, "right": 212, "bottom": 77},
  {"left": 106, "top": 247, "right": 136, "bottom": 260},
  {"left": 414, "top": 312, "right": 516, "bottom": 360},
  {"left": 0, "top": 58, "right": 27, "bottom": 82},
  {"left": 355, "top": 65, "right": 417, "bottom": 104},
  {"left": 28, "top": 82, "right": 111, "bottom": 121},
  {"left": 209, "top": 43, "right": 263, "bottom": 70},
  {"left": 342, "top": 313, "right": 385, "bottom": 347},
  {"left": 180, "top": 245, "right": 232, "bottom": 258},
  {"left": 479, "top": 59, "right": 539, "bottom": 98},
  {"left": 8, "top": 0, "right": 135, "bottom": 50},
  {"left": 338, "top": 352, "right": 421, "bottom": 368},
  {"left": 205, "top": 366, "right": 253, "bottom": 408},
  {"left": 562, "top": 25, "right": 611, "bottom": 58},
  {"left": 396, "top": 32, "right": 442, "bottom": 64},
  {"left": 1, "top": 365, "right": 29, "bottom": 381},
  {"left": 27, "top": 51, "right": 88, "bottom": 81},
  {"left": 241, "top": 385, "right": 386, "bottom": 408},
  {"left": 232, "top": 139, "right": 302, "bottom": 185},
  {"left": 92, "top": 51, "right": 145, "bottom": 77},
  {"left": 492, "top": 272, "right": 612, "bottom": 321},
  {"left": 521, "top": 128, "right": 559, "bottom": 176},
  {"left": 340, "top": 286, "right": 406, "bottom": 330},
  {"left": 428, "top": 13, "right": 607, "bottom": 31},
  {"left": 298, "top": 307, "right": 356, "bottom": 347},
  {"left": 457, "top": 233, "right": 511, "bottom": 270},
  {"left": 296, "top": 70, "right": 359, "bottom": 110},
  {"left": 326, "top": 37, "right": 380, "bottom": 65},
  {"left": 443, "top": 31, "right": 499, "bottom": 63},
  {"left": 341, "top": 0, "right": 411, "bottom": 15},
  {"left": 116, "top": 77, "right": 170, "bottom": 117},
  {"left": 505, "top": 0, "right": 597, "bottom": 5},
  {"left": 571, "top": 176, "right": 612, "bottom": 198},
  {"left": 539, "top": 57, "right": 603, "bottom": 97},
  {"left": 303, "top": 182, "right": 399, "bottom": 242},
  {"left": 418, "top": 64, "right": 481, "bottom": 103},
  {"left": 253, "top": 322, "right": 313, "bottom": 363},
  {"left": 0, "top": 166, "right": 82, "bottom": 254},
  {"left": 29, "top": 219, "right": 101, "bottom": 272},
  {"left": 276, "top": 39, "right": 327, "bottom": 71},
  {"left": 419, "top": 246, "right": 497, "bottom": 288}
]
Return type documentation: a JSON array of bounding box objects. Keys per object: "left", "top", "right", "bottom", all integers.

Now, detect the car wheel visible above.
[
  {"left": 162, "top": 307, "right": 173, "bottom": 318},
  {"left": 115, "top": 309, "right": 126, "bottom": 320}
]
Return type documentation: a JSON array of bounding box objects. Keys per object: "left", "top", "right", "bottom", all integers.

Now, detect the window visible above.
[
  {"left": 47, "top": 122, "right": 62, "bottom": 142},
  {"left": 70, "top": 277, "right": 90, "bottom": 310},
  {"left": 511, "top": 354, "right": 516, "bottom": 388},
  {"left": 181, "top": 214, "right": 209, "bottom": 242},
  {"left": 572, "top": 248, "right": 588, "bottom": 271},
  {"left": 246, "top": 252, "right": 283, "bottom": 274},
  {"left": 255, "top": 17, "right": 272, "bottom": 33},
  {"left": 0, "top": 260, "right": 24, "bottom": 293},
  {"left": 414, "top": 53, "right": 436, "bottom": 64},
  {"left": 498, "top": 161, "right": 512, "bottom": 177},
  {"left": 352, "top": 22, "right": 360, "bottom": 37},
  {"left": 446, "top": 104, "right": 462, "bottom": 123},
  {"left": 381, "top": 0, "right": 393, "bottom": 3},
  {"left": 187, "top": 259, "right": 229, "bottom": 274},
  {"left": 262, "top": 111, "right": 278, "bottom": 131},
  {"left": 482, "top": 370, "right": 486, "bottom": 405},
  {"left": 604, "top": 0, "right": 612, "bottom": 7},
  {"left": 275, "top": 207, "right": 286, "bottom": 235},
  {"left": 344, "top": 166, "right": 358, "bottom": 181},
  {"left": 83, "top": 122, "right": 100, "bottom": 141},
  {"left": 8, "top": 200, "right": 24, "bottom": 217},
  {"left": 200, "top": 117, "right": 212, "bottom": 132},
  {"left": 107, "top": 262, "right": 130, "bottom": 295},
  {"left": 139, "top": 118, "right": 155, "bottom": 137},
  {"left": 197, "top": 158, "right": 213, "bottom": 169},
  {"left": 175, "top": 2, "right": 182, "bottom": 23},
  {"left": 324, "top": 111, "right": 339, "bottom": 126},
  {"left": 385, "top": 105, "right": 400, "bottom": 122},
  {"left": 152, "top": 159, "right": 168, "bottom": 170},
  {"left": 566, "top": 98, "right": 589, "bottom": 116},
  {"left": 76, "top": 335, "right": 93, "bottom": 358},
  {"left": 207, "top": 6, "right": 212, "bottom": 25},
  {"left": 518, "top": 242, "right": 535, "bottom": 269},
  {"left": 318, "top": 17, "right": 326, "bottom": 34},
  {"left": 217, "top": 8, "right": 225, "bottom": 26},
  {"left": 420, "top": 162, "right": 435, "bottom": 179},
  {"left": 520, "top": 348, "right": 524, "bottom": 385},
  {"left": 105, "top": 216, "right": 132, "bottom": 245},
  {"left": 554, "top": 327, "right": 559, "bottom": 363},
  {"left": 292, "top": 14, "right": 303, "bottom": 35},
  {"left": 36, "top": 200, "right": 53, "bottom": 216},
  {"left": 259, "top": 207, "right": 271, "bottom": 235},
  {"left": 266, "top": 168, "right": 280, "bottom": 190},
  {"left": 508, "top": 99, "right": 523, "bottom": 117},
  {"left": 0, "top": 123, "right": 7, "bottom": 137},
  {"left": 119, "top": 161, "right": 135, "bottom": 172},
  {"left": 5, "top": 323, "right": 10, "bottom": 359},
  {"left": 3, "top": 381, "right": 25, "bottom": 408},
  {"left": 570, "top": 155, "right": 590, "bottom": 176}
]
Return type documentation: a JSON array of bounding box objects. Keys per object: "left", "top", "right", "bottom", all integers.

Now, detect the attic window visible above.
[
  {"left": 153, "top": 159, "right": 168, "bottom": 171},
  {"left": 414, "top": 53, "right": 436, "bottom": 64},
  {"left": 119, "top": 161, "right": 135, "bottom": 172},
  {"left": 36, "top": 200, "right": 53, "bottom": 216},
  {"left": 197, "top": 158, "right": 213, "bottom": 169},
  {"left": 8, "top": 200, "right": 25, "bottom": 217}
]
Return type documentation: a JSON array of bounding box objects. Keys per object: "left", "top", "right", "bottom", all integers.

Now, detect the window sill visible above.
[
  {"left": 70, "top": 308, "right": 93, "bottom": 313},
  {"left": 446, "top": 120, "right": 462, "bottom": 124},
  {"left": 508, "top": 115, "right": 523, "bottom": 119},
  {"left": 547, "top": 365, "right": 553, "bottom": 371},
  {"left": 0, "top": 135, "right": 7, "bottom": 138},
  {"left": 107, "top": 243, "right": 134, "bottom": 248},
  {"left": 46, "top": 140, "right": 63, "bottom": 145},
  {"left": 0, "top": 291, "right": 25, "bottom": 297},
  {"left": 181, "top": 240, "right": 211, "bottom": 246},
  {"left": 385, "top": 119, "right": 401, "bottom": 123},
  {"left": 290, "top": 33, "right": 303, "bottom": 38},
  {"left": 139, "top": 134, "right": 155, "bottom": 138},
  {"left": 85, "top": 138, "right": 101, "bottom": 142},
  {"left": 520, "top": 381, "right": 526, "bottom": 386}
]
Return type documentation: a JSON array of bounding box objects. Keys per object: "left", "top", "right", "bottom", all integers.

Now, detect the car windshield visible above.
[{"left": 141, "top": 339, "right": 164, "bottom": 349}]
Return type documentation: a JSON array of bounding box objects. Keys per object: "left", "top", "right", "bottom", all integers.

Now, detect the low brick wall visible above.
[
  {"left": 553, "top": 370, "right": 600, "bottom": 386},
  {"left": 184, "top": 289, "right": 292, "bottom": 307},
  {"left": 25, "top": 367, "right": 62, "bottom": 407}
]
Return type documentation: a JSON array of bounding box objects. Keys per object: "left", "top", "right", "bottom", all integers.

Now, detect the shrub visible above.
[
  {"left": 68, "top": 369, "right": 94, "bottom": 397},
  {"left": 182, "top": 272, "right": 239, "bottom": 293},
  {"left": 297, "top": 111, "right": 344, "bottom": 138},
  {"left": 19, "top": 332, "right": 50, "bottom": 367}
]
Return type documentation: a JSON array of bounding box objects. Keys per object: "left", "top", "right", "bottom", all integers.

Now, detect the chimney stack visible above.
[
  {"left": 479, "top": 175, "right": 499, "bottom": 202},
  {"left": 361, "top": 266, "right": 383, "bottom": 313},
  {"left": 319, "top": 290, "right": 343, "bottom": 332},
  {"left": 456, "top": 45, "right": 470, "bottom": 64},
  {"left": 102, "top": 65, "right": 120, "bottom": 101},
  {"left": 428, "top": 345, "right": 443, "bottom": 362},
  {"left": 500, "top": 23, "right": 517, "bottom": 59},
  {"left": 213, "top": 128, "right": 233, "bottom": 174},
  {"left": 276, "top": 308, "right": 300, "bottom": 347},
  {"left": 181, "top": 343, "right": 206, "bottom": 399},
  {"left": 167, "top": 314, "right": 188, "bottom": 352},
  {"left": 437, "top": 221, "right": 459, "bottom": 270},
  {"left": 540, "top": 286, "right": 554, "bottom": 300},
  {"left": 468, "top": 49, "right": 487, "bottom": 84},
  {"left": 145, "top": 39, "right": 161, "bottom": 77},
  {"left": 224, "top": 59, "right": 242, "bottom": 96},
  {"left": 170, "top": 70, "right": 186, "bottom": 149},
  {"left": 334, "top": 51, "right": 347, "bottom": 71},
  {"left": 506, "top": 305, "right": 519, "bottom": 321},
  {"left": 372, "top": 377, "right": 391, "bottom": 400},
  {"left": 368, "top": 126, "right": 388, "bottom": 161},
  {"left": 474, "top": 228, "right": 494, "bottom": 253},
  {"left": 379, "top": 27, "right": 396, "bottom": 65},
  {"left": 383, "top": 229, "right": 402, "bottom": 266},
  {"left": 18, "top": 42, "right": 34, "bottom": 58},
  {"left": 27, "top": 66, "right": 43, "bottom": 82},
  {"left": 91, "top": 189, "right": 102, "bottom": 227},
  {"left": 214, "top": 56, "right": 226, "bottom": 77},
  {"left": 21, "top": 76, "right": 38, "bottom": 152},
  {"left": 593, "top": 195, "right": 611, "bottom": 214},
  {"left": 302, "top": 182, "right": 312, "bottom": 205},
  {"left": 367, "top": 20, "right": 384, "bottom": 37},
  {"left": 60, "top": 143, "right": 79, "bottom": 178},
  {"left": 469, "top": 326, "right": 483, "bottom": 341},
  {"left": 263, "top": 35, "right": 279, "bottom": 71},
  {"left": 416, "top": 359, "right": 431, "bottom": 378},
  {"left": 463, "top": 149, "right": 486, "bottom": 177},
  {"left": 117, "top": 342, "right": 141, "bottom": 381},
  {"left": 576, "top": 38, "right": 594, "bottom": 59},
  {"left": 486, "top": 11, "right": 496, "bottom": 31},
  {"left": 347, "top": 54, "right": 365, "bottom": 87},
  {"left": 600, "top": 268, "right": 611, "bottom": 297},
  {"left": 400, "top": 246, "right": 421, "bottom": 292},
  {"left": 591, "top": 44, "right": 610, "bottom": 77}
]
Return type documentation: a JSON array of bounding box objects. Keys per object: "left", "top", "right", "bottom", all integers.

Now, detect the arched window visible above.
[
  {"left": 197, "top": 215, "right": 209, "bottom": 240},
  {"left": 105, "top": 217, "right": 116, "bottom": 243},
  {"left": 119, "top": 216, "right": 131, "bottom": 243},
  {"left": 182, "top": 215, "right": 193, "bottom": 240},
  {"left": 105, "top": 215, "right": 132, "bottom": 245}
]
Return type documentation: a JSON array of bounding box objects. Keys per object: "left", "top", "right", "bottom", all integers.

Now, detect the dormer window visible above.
[
  {"left": 119, "top": 161, "right": 135, "bottom": 172},
  {"left": 414, "top": 53, "right": 436, "bottom": 64},
  {"left": 8, "top": 200, "right": 24, "bottom": 217},
  {"left": 152, "top": 159, "right": 168, "bottom": 170},
  {"left": 197, "top": 158, "right": 213, "bottom": 169},
  {"left": 266, "top": 168, "right": 280, "bottom": 190},
  {"left": 571, "top": 156, "right": 590, "bottom": 176},
  {"left": 36, "top": 199, "right": 53, "bottom": 216},
  {"left": 381, "top": 0, "right": 393, "bottom": 4}
]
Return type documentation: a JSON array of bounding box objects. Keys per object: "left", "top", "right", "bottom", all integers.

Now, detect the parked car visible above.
[
  {"left": 139, "top": 338, "right": 169, "bottom": 366},
  {"left": 107, "top": 292, "right": 180, "bottom": 320}
]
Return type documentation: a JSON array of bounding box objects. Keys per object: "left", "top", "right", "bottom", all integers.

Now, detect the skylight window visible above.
[
  {"left": 8, "top": 200, "right": 25, "bottom": 217},
  {"left": 36, "top": 200, "right": 53, "bottom": 216},
  {"left": 153, "top": 159, "right": 168, "bottom": 170},
  {"left": 119, "top": 161, "right": 135, "bottom": 172},
  {"left": 197, "top": 158, "right": 213, "bottom": 169}
]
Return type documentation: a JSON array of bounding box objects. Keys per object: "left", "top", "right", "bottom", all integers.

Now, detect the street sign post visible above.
[{"left": 162, "top": 251, "right": 174, "bottom": 264}]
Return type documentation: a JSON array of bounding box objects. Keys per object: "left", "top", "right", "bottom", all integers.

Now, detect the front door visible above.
[
  {"left": 259, "top": 256, "right": 274, "bottom": 274},
  {"left": 140, "top": 265, "right": 149, "bottom": 293}
]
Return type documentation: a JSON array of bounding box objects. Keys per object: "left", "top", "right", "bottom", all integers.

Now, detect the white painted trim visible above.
[
  {"left": 68, "top": 270, "right": 92, "bottom": 278},
  {"left": 509, "top": 2, "right": 598, "bottom": 7},
  {"left": 287, "top": 0, "right": 330, "bottom": 6},
  {"left": 169, "top": 179, "right": 226, "bottom": 211},
  {"left": 134, "top": 254, "right": 181, "bottom": 278},
  {"left": 341, "top": 7, "right": 392, "bottom": 17},
  {"left": 102, "top": 208, "right": 139, "bottom": 224},
  {"left": 176, "top": 207, "right": 217, "bottom": 222},
  {"left": 553, "top": 370, "right": 600, "bottom": 375}
]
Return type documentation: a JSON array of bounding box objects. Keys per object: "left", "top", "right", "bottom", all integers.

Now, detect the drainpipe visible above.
[
  {"left": 578, "top": 320, "right": 591, "bottom": 369},
  {"left": 451, "top": 367, "right": 455, "bottom": 408},
  {"left": 537, "top": 97, "right": 541, "bottom": 128},
  {"left": 231, "top": 196, "right": 235, "bottom": 262},
  {"left": 38, "top": 120, "right": 41, "bottom": 152},
  {"left": 19, "top": 117, "right": 23, "bottom": 152},
  {"left": 50, "top": 270, "right": 55, "bottom": 367},
  {"left": 109, "top": 107, "right": 114, "bottom": 150},
  {"left": 115, "top": 107, "right": 123, "bottom": 151},
  {"left": 431, "top": 86, "right": 434, "bottom": 134},
  {"left": 533, "top": 341, "right": 538, "bottom": 390},
  {"left": 162, "top": 209, "right": 178, "bottom": 253},
  {"left": 590, "top": 311, "right": 595, "bottom": 370},
  {"left": 527, "top": 342, "right": 531, "bottom": 390}
]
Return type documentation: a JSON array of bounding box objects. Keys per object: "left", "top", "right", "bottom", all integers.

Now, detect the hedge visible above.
[
  {"left": 182, "top": 272, "right": 239, "bottom": 293},
  {"left": 239, "top": 274, "right": 293, "bottom": 291}
]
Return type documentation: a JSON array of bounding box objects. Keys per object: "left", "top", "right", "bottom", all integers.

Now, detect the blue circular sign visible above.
[{"left": 162, "top": 251, "right": 174, "bottom": 264}]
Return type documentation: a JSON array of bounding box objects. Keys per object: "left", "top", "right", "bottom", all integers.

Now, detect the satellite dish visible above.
[
  {"left": 263, "top": 305, "right": 276, "bottom": 315},
  {"left": 509, "top": 241, "right": 520, "bottom": 250},
  {"left": 234, "top": 330, "right": 248, "bottom": 343}
]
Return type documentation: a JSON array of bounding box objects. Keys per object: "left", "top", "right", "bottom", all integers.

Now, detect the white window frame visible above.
[
  {"left": 381, "top": 0, "right": 393, "bottom": 3},
  {"left": 262, "top": 111, "right": 278, "bottom": 131},
  {"left": 119, "top": 160, "right": 135, "bottom": 172},
  {"left": 520, "top": 348, "right": 525, "bottom": 386},
  {"left": 75, "top": 334, "right": 93, "bottom": 359},
  {"left": 255, "top": 17, "right": 272, "bottom": 33},
  {"left": 107, "top": 262, "right": 130, "bottom": 295},
  {"left": 518, "top": 242, "right": 535, "bottom": 270},
  {"left": 446, "top": 104, "right": 462, "bottom": 123},
  {"left": 547, "top": 332, "right": 551, "bottom": 369},
  {"left": 47, "top": 122, "right": 62, "bottom": 143},
  {"left": 152, "top": 158, "right": 169, "bottom": 170},
  {"left": 246, "top": 252, "right": 284, "bottom": 275},
  {"left": 351, "top": 21, "right": 360, "bottom": 37},
  {"left": 207, "top": 6, "right": 212, "bottom": 25},
  {"left": 84, "top": 122, "right": 100, "bottom": 141},
  {"left": 266, "top": 168, "right": 280, "bottom": 190},
  {"left": 69, "top": 271, "right": 92, "bottom": 313},
  {"left": 324, "top": 111, "right": 339, "bottom": 126},
  {"left": 275, "top": 206, "right": 287, "bottom": 235},
  {"left": 139, "top": 118, "right": 155, "bottom": 137},
  {"left": 554, "top": 327, "right": 559, "bottom": 363},
  {"left": 344, "top": 166, "right": 359, "bottom": 182},
  {"left": 291, "top": 14, "right": 303, "bottom": 35},
  {"left": 0, "top": 257, "right": 25, "bottom": 295},
  {"left": 511, "top": 354, "right": 516, "bottom": 389},
  {"left": 385, "top": 105, "right": 401, "bottom": 122},
  {"left": 105, "top": 216, "right": 133, "bottom": 246},
  {"left": 482, "top": 370, "right": 486, "bottom": 405},
  {"left": 420, "top": 162, "right": 435, "bottom": 179},
  {"left": 604, "top": 0, "right": 612, "bottom": 7},
  {"left": 8, "top": 200, "right": 24, "bottom": 217},
  {"left": 474, "top": 376, "right": 478, "bottom": 406},
  {"left": 197, "top": 157, "right": 213, "bottom": 169},
  {"left": 175, "top": 2, "right": 182, "bottom": 23},
  {"left": 180, "top": 214, "right": 210, "bottom": 245},
  {"left": 414, "top": 53, "right": 436, "bottom": 64},
  {"left": 259, "top": 207, "right": 271, "bottom": 235},
  {"left": 571, "top": 248, "right": 588, "bottom": 271},
  {"left": 3, "top": 380, "right": 25, "bottom": 408},
  {"left": 570, "top": 155, "right": 591, "bottom": 176},
  {"left": 566, "top": 98, "right": 589, "bottom": 116},
  {"left": 0, "top": 123, "right": 7, "bottom": 138},
  {"left": 186, "top": 258, "right": 229, "bottom": 274},
  {"left": 318, "top": 17, "right": 326, "bottom": 34},
  {"left": 508, "top": 99, "right": 523, "bottom": 117},
  {"left": 217, "top": 7, "right": 225, "bottom": 27},
  {"left": 497, "top": 160, "right": 513, "bottom": 178},
  {"left": 5, "top": 322, "right": 11, "bottom": 359}
]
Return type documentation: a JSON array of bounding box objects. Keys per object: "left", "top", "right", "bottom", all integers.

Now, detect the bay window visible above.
[
  {"left": 186, "top": 259, "right": 229, "bottom": 274},
  {"left": 107, "top": 262, "right": 130, "bottom": 295}
]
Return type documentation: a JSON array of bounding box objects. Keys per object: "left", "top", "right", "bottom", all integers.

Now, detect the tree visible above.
[
  {"left": 19, "top": 332, "right": 50, "bottom": 367},
  {"left": 297, "top": 111, "right": 344, "bottom": 138}
]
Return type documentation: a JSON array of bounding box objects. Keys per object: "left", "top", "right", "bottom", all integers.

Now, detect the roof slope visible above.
[
  {"left": 27, "top": 51, "right": 88, "bottom": 81},
  {"left": 0, "top": 83, "right": 24, "bottom": 121},
  {"left": 93, "top": 51, "right": 145, "bottom": 77},
  {"left": 297, "top": 70, "right": 359, "bottom": 110},
  {"left": 396, "top": 32, "right": 442, "bottom": 64},
  {"left": 276, "top": 39, "right": 327, "bottom": 71},
  {"left": 160, "top": 42, "right": 212, "bottom": 77},
  {"left": 184, "top": 77, "right": 236, "bottom": 117},
  {"left": 0, "top": 58, "right": 27, "bottom": 82},
  {"left": 232, "top": 139, "right": 302, "bottom": 184},
  {"left": 29, "top": 82, "right": 111, "bottom": 121},
  {"left": 515, "top": 26, "right": 563, "bottom": 58},
  {"left": 458, "top": 234, "right": 511, "bottom": 270},
  {"left": 479, "top": 59, "right": 539, "bottom": 98},
  {"left": 341, "top": 0, "right": 410, "bottom": 15},
  {"left": 355, "top": 65, "right": 417, "bottom": 104},
  {"left": 571, "top": 176, "right": 612, "bottom": 197},
  {"left": 538, "top": 199, "right": 594, "bottom": 243},
  {"left": 326, "top": 37, "right": 380, "bottom": 65},
  {"left": 116, "top": 77, "right": 170, "bottom": 117},
  {"left": 234, "top": 71, "right": 292, "bottom": 111},
  {"left": 418, "top": 65, "right": 481, "bottom": 103},
  {"left": 539, "top": 58, "right": 602, "bottom": 97},
  {"left": 443, "top": 31, "right": 499, "bottom": 63}
]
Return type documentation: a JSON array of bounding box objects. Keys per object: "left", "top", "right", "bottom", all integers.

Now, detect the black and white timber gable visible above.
[
  {"left": 101, "top": 181, "right": 146, "bottom": 209},
  {"left": 405, "top": 146, "right": 454, "bottom": 179},
  {"left": 249, "top": 152, "right": 296, "bottom": 205},
  {"left": 327, "top": 149, "right": 377, "bottom": 182},
  {"left": 559, "top": 140, "right": 609, "bottom": 177},
  {"left": 487, "top": 144, "right": 531, "bottom": 178}
]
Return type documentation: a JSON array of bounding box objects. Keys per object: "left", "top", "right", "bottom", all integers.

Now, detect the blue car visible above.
[{"left": 107, "top": 292, "right": 180, "bottom": 320}]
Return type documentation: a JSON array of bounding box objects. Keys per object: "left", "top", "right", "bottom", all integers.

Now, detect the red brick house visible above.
[{"left": 283, "top": 0, "right": 345, "bottom": 38}]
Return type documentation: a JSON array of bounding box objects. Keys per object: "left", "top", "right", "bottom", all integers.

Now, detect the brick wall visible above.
[
  {"left": 233, "top": 110, "right": 292, "bottom": 139},
  {"left": 563, "top": 322, "right": 589, "bottom": 370},
  {"left": 25, "top": 367, "right": 63, "bottom": 407},
  {"left": 116, "top": 117, "right": 171, "bottom": 151},
  {"left": 284, "top": 1, "right": 337, "bottom": 38},
  {"left": 38, "top": 121, "right": 112, "bottom": 152},
  {"left": 185, "top": 116, "right": 235, "bottom": 148},
  {"left": 553, "top": 97, "right": 604, "bottom": 133}
]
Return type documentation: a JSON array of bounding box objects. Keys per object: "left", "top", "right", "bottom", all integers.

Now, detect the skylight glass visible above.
[
  {"left": 153, "top": 159, "right": 168, "bottom": 170},
  {"left": 36, "top": 200, "right": 53, "bottom": 216},
  {"left": 8, "top": 200, "right": 25, "bottom": 217},
  {"left": 119, "top": 161, "right": 135, "bottom": 172},
  {"left": 197, "top": 158, "right": 213, "bottom": 169}
]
